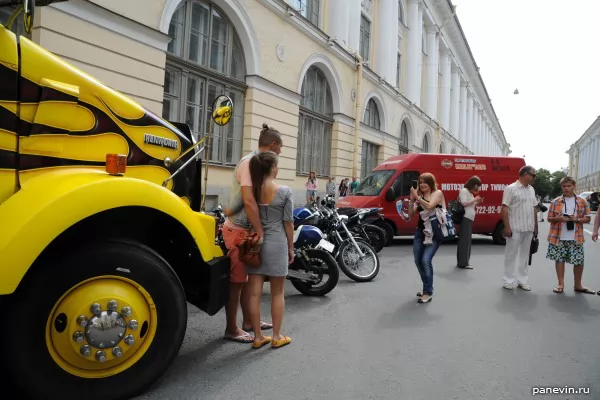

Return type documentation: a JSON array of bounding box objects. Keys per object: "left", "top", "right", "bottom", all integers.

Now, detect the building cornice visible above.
[{"left": 50, "top": 0, "right": 171, "bottom": 51}]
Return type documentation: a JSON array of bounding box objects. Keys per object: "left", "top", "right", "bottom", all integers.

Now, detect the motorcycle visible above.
[
  {"left": 294, "top": 204, "right": 380, "bottom": 283},
  {"left": 211, "top": 206, "right": 339, "bottom": 296}
]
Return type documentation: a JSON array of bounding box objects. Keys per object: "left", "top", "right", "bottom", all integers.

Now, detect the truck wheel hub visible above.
[{"left": 45, "top": 276, "right": 157, "bottom": 379}]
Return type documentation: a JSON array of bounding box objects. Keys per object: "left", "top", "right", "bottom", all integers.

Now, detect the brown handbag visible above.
[{"left": 236, "top": 232, "right": 263, "bottom": 268}]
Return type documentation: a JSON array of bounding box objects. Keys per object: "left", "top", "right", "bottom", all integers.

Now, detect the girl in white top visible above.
[{"left": 456, "top": 176, "right": 484, "bottom": 269}]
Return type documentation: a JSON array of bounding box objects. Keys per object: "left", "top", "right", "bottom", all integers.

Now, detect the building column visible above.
[
  {"left": 375, "top": 0, "right": 398, "bottom": 84},
  {"left": 595, "top": 136, "right": 600, "bottom": 173},
  {"left": 327, "top": 0, "right": 350, "bottom": 46},
  {"left": 424, "top": 25, "right": 439, "bottom": 119},
  {"left": 348, "top": 0, "right": 362, "bottom": 52},
  {"left": 405, "top": 0, "right": 422, "bottom": 105},
  {"left": 578, "top": 146, "right": 583, "bottom": 177},
  {"left": 450, "top": 66, "right": 460, "bottom": 137},
  {"left": 459, "top": 80, "right": 467, "bottom": 145},
  {"left": 584, "top": 143, "right": 589, "bottom": 176},
  {"left": 474, "top": 109, "right": 480, "bottom": 154},
  {"left": 465, "top": 91, "right": 472, "bottom": 150},
  {"left": 439, "top": 49, "right": 452, "bottom": 130}
]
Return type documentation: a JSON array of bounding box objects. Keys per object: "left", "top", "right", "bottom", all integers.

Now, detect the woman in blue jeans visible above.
[{"left": 407, "top": 172, "right": 444, "bottom": 303}]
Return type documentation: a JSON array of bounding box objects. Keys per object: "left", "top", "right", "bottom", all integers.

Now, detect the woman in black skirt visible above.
[{"left": 457, "top": 176, "right": 484, "bottom": 269}]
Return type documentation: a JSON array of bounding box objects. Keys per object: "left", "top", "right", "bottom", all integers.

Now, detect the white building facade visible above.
[
  {"left": 2, "top": 0, "right": 511, "bottom": 206},
  {"left": 567, "top": 116, "right": 600, "bottom": 192}
]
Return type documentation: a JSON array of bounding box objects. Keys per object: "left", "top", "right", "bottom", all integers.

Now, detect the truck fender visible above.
[{"left": 0, "top": 168, "right": 218, "bottom": 294}]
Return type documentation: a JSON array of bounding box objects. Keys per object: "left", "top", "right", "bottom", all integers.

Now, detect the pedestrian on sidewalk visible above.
[
  {"left": 407, "top": 172, "right": 444, "bottom": 303},
  {"left": 501, "top": 165, "right": 539, "bottom": 291},
  {"left": 326, "top": 176, "right": 336, "bottom": 199},
  {"left": 456, "top": 176, "right": 484, "bottom": 269},
  {"left": 546, "top": 177, "right": 595, "bottom": 294}
]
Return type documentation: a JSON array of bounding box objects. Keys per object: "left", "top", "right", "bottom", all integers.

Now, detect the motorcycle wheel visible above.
[
  {"left": 336, "top": 238, "right": 380, "bottom": 282},
  {"left": 373, "top": 220, "right": 395, "bottom": 246},
  {"left": 363, "top": 224, "right": 386, "bottom": 253},
  {"left": 290, "top": 249, "right": 339, "bottom": 296}
]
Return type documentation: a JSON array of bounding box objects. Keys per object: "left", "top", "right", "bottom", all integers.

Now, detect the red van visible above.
[{"left": 336, "top": 153, "right": 526, "bottom": 245}]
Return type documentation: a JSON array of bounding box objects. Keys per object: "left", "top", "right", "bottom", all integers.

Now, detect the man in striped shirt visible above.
[{"left": 501, "top": 165, "right": 539, "bottom": 290}]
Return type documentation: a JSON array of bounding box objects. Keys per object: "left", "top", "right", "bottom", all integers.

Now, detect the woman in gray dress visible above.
[{"left": 246, "top": 151, "right": 294, "bottom": 349}]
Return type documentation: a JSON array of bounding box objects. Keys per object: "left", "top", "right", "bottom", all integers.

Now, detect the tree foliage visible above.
[{"left": 532, "top": 168, "right": 568, "bottom": 200}]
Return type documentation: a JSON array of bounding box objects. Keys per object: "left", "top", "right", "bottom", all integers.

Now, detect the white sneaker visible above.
[
  {"left": 518, "top": 284, "right": 532, "bottom": 291},
  {"left": 503, "top": 283, "right": 514, "bottom": 290}
]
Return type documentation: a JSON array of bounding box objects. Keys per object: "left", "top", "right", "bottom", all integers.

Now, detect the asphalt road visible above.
[{"left": 136, "top": 216, "right": 600, "bottom": 400}]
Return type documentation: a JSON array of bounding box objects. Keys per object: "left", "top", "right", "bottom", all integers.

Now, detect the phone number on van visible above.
[{"left": 476, "top": 206, "right": 502, "bottom": 214}]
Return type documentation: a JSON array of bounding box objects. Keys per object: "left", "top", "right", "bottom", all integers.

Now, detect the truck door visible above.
[
  {"left": 388, "top": 170, "right": 420, "bottom": 234},
  {"left": 0, "top": 25, "right": 19, "bottom": 204}
]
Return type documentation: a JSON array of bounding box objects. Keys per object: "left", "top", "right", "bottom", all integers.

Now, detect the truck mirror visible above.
[
  {"left": 211, "top": 95, "right": 233, "bottom": 126},
  {"left": 23, "top": 0, "right": 34, "bottom": 34},
  {"left": 385, "top": 187, "right": 395, "bottom": 202}
]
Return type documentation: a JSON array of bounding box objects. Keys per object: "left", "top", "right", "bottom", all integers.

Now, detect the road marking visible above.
[{"left": 584, "top": 229, "right": 594, "bottom": 235}]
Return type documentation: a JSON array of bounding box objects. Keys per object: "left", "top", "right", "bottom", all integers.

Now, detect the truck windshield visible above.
[{"left": 353, "top": 170, "right": 396, "bottom": 196}]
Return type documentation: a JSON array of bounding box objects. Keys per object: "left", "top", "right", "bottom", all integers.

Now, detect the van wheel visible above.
[
  {"left": 493, "top": 222, "right": 506, "bottom": 245},
  {"left": 2, "top": 240, "right": 187, "bottom": 400}
]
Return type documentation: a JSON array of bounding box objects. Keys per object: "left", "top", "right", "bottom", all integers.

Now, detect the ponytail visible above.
[{"left": 249, "top": 151, "right": 279, "bottom": 204}]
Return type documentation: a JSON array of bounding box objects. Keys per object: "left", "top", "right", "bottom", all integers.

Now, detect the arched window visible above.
[
  {"left": 297, "top": 66, "right": 333, "bottom": 176},
  {"left": 163, "top": 0, "right": 246, "bottom": 166},
  {"left": 422, "top": 135, "right": 429, "bottom": 153},
  {"left": 363, "top": 98, "right": 381, "bottom": 130},
  {"left": 451, "top": 147, "right": 456, "bottom": 154},
  {"left": 399, "top": 120, "right": 409, "bottom": 154},
  {"left": 439, "top": 141, "right": 445, "bottom": 154}
]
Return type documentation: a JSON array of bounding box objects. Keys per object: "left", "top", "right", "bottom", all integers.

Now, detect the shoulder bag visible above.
[{"left": 236, "top": 232, "right": 263, "bottom": 268}]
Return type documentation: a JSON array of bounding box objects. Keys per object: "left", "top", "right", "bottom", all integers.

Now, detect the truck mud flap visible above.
[{"left": 203, "top": 255, "right": 230, "bottom": 316}]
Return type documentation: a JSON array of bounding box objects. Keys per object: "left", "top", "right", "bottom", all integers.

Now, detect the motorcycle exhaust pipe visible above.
[{"left": 288, "top": 269, "right": 320, "bottom": 283}]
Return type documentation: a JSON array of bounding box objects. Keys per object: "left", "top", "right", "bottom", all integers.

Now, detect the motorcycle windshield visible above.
[{"left": 352, "top": 170, "right": 395, "bottom": 196}]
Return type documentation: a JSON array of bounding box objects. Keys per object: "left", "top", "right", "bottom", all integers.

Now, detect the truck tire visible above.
[
  {"left": 2, "top": 240, "right": 187, "bottom": 400},
  {"left": 493, "top": 222, "right": 506, "bottom": 245}
]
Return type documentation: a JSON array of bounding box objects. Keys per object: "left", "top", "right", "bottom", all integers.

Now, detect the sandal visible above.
[
  {"left": 553, "top": 287, "right": 564, "bottom": 294},
  {"left": 252, "top": 336, "right": 272, "bottom": 349},
  {"left": 574, "top": 287, "right": 596, "bottom": 295},
  {"left": 271, "top": 336, "right": 292, "bottom": 348},
  {"left": 223, "top": 332, "right": 254, "bottom": 343}
]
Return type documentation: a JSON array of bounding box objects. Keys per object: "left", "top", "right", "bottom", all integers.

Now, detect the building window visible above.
[
  {"left": 163, "top": 0, "right": 247, "bottom": 166},
  {"left": 361, "top": 141, "right": 379, "bottom": 178},
  {"left": 363, "top": 98, "right": 380, "bottom": 130},
  {"left": 422, "top": 135, "right": 429, "bottom": 153},
  {"left": 398, "top": 0, "right": 405, "bottom": 26},
  {"left": 399, "top": 120, "right": 409, "bottom": 154},
  {"left": 297, "top": 66, "right": 333, "bottom": 177},
  {"left": 422, "top": 30, "right": 427, "bottom": 55},
  {"left": 0, "top": 6, "right": 26, "bottom": 36},
  {"left": 359, "top": 15, "right": 370, "bottom": 62},
  {"left": 291, "top": 0, "right": 320, "bottom": 26},
  {"left": 439, "top": 141, "right": 445, "bottom": 153}
]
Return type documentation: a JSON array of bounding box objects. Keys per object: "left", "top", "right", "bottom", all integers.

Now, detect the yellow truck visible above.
[{"left": 0, "top": 1, "right": 231, "bottom": 398}]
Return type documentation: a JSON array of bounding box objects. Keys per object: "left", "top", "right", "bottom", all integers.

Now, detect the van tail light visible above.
[{"left": 106, "top": 154, "right": 127, "bottom": 175}]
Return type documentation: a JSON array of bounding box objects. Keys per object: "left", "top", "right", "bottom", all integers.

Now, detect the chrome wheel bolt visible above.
[
  {"left": 121, "top": 306, "right": 132, "bottom": 318},
  {"left": 77, "top": 316, "right": 88, "bottom": 328},
  {"left": 73, "top": 331, "right": 85, "bottom": 344},
  {"left": 90, "top": 303, "right": 102, "bottom": 316},
  {"left": 107, "top": 300, "right": 118, "bottom": 312},
  {"left": 128, "top": 320, "right": 138, "bottom": 330},
  {"left": 95, "top": 351, "right": 106, "bottom": 363},
  {"left": 80, "top": 345, "right": 91, "bottom": 357},
  {"left": 112, "top": 347, "right": 123, "bottom": 358},
  {"left": 124, "top": 335, "right": 135, "bottom": 346}
]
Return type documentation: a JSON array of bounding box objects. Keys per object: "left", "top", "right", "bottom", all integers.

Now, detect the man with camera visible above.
[{"left": 546, "top": 176, "right": 595, "bottom": 294}]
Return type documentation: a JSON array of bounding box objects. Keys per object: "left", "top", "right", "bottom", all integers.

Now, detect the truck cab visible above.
[{"left": 0, "top": 2, "right": 231, "bottom": 399}]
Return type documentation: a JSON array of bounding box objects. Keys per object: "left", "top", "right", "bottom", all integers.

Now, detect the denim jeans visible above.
[{"left": 413, "top": 228, "right": 441, "bottom": 295}]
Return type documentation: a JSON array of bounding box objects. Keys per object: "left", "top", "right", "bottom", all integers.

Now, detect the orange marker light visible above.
[{"left": 106, "top": 154, "right": 127, "bottom": 175}]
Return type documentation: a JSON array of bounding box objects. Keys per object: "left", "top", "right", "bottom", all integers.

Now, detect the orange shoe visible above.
[
  {"left": 252, "top": 336, "right": 271, "bottom": 349},
  {"left": 271, "top": 336, "right": 292, "bottom": 348}
]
